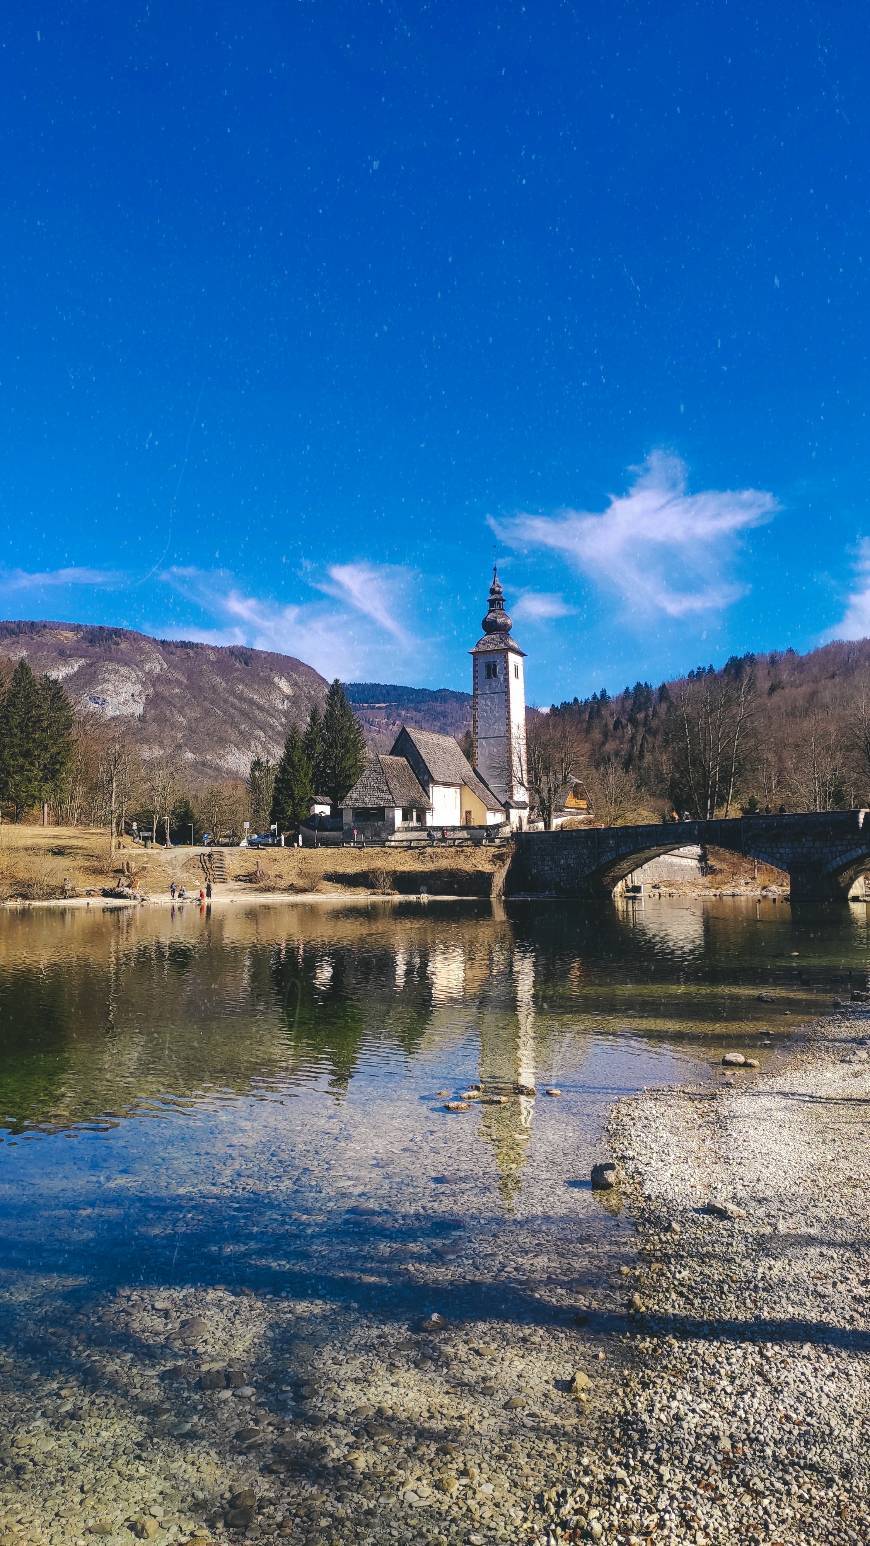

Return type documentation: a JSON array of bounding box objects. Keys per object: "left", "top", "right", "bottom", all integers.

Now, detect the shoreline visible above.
[
  {"left": 0, "top": 888, "right": 482, "bottom": 910},
  {"left": 2, "top": 881, "right": 849, "bottom": 910},
  {"left": 536, "top": 1003, "right": 870, "bottom": 1544}
]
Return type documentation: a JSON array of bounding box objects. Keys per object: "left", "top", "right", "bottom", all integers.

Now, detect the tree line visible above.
[
  {"left": 264, "top": 679, "right": 366, "bottom": 832},
  {"left": 527, "top": 637, "right": 870, "bottom": 827},
  {"left": 7, "top": 633, "right": 870, "bottom": 838},
  {"left": 0, "top": 660, "right": 366, "bottom": 843}
]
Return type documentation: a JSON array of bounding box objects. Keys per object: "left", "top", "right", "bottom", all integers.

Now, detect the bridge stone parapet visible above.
[{"left": 507, "top": 810, "right": 870, "bottom": 902}]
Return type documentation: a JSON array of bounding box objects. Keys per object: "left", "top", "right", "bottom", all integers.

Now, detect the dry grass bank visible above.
[
  {"left": 0, "top": 825, "right": 790, "bottom": 905},
  {"left": 0, "top": 826, "right": 510, "bottom": 902}
]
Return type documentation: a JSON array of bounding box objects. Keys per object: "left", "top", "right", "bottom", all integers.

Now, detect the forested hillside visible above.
[
  {"left": 4, "top": 616, "right": 870, "bottom": 827},
  {"left": 546, "top": 638, "right": 870, "bottom": 818},
  {"left": 346, "top": 682, "right": 471, "bottom": 744}
]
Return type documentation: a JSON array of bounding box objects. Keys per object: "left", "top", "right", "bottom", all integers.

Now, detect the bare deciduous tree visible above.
[
  {"left": 146, "top": 759, "right": 181, "bottom": 847},
  {"left": 523, "top": 714, "right": 581, "bottom": 830},
  {"left": 785, "top": 715, "right": 846, "bottom": 812},
  {"left": 99, "top": 733, "right": 140, "bottom": 853},
  {"left": 670, "top": 661, "right": 757, "bottom": 818},
  {"left": 578, "top": 757, "right": 644, "bottom": 827},
  {"left": 193, "top": 779, "right": 248, "bottom": 842}
]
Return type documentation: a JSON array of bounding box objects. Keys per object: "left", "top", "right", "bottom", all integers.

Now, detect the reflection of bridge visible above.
[{"left": 508, "top": 810, "right": 870, "bottom": 902}]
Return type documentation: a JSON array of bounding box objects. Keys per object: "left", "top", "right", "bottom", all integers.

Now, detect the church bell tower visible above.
[{"left": 471, "top": 568, "right": 529, "bottom": 829}]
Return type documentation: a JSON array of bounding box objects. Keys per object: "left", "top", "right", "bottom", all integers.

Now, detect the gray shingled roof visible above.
[
  {"left": 390, "top": 726, "right": 504, "bottom": 813},
  {"left": 471, "top": 634, "right": 526, "bottom": 656},
  {"left": 342, "top": 753, "right": 431, "bottom": 810}
]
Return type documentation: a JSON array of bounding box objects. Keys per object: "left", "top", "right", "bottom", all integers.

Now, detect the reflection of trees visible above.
[
  {"left": 269, "top": 944, "right": 369, "bottom": 1095},
  {"left": 0, "top": 903, "right": 525, "bottom": 1130},
  {"left": 0, "top": 964, "right": 73, "bottom": 1131},
  {"left": 2, "top": 893, "right": 860, "bottom": 1139}
]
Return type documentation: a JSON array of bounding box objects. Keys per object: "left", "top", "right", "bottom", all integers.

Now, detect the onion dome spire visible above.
[{"left": 482, "top": 565, "right": 512, "bottom": 635}]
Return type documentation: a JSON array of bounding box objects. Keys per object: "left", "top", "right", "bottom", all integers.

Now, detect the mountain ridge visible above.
[
  {"left": 4, "top": 619, "right": 870, "bottom": 798},
  {"left": 0, "top": 621, "right": 473, "bottom": 779}
]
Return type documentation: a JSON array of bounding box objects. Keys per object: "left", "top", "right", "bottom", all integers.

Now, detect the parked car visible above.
[{"left": 246, "top": 832, "right": 281, "bottom": 848}]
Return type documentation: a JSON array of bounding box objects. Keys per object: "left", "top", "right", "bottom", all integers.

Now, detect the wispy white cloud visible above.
[
  {"left": 0, "top": 565, "right": 124, "bottom": 592},
  {"left": 822, "top": 539, "right": 870, "bottom": 642},
  {"left": 512, "top": 590, "right": 576, "bottom": 624},
  {"left": 315, "top": 562, "right": 413, "bottom": 644},
  {"left": 159, "top": 562, "right": 418, "bottom": 680},
  {"left": 491, "top": 451, "right": 777, "bottom": 620}
]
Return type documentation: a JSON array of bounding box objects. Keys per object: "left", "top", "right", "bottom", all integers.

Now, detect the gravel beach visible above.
[{"left": 533, "top": 1008, "right": 870, "bottom": 1545}]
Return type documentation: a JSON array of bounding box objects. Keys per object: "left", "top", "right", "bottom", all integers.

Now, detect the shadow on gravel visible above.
[{"left": 574, "top": 1306, "right": 870, "bottom": 1353}]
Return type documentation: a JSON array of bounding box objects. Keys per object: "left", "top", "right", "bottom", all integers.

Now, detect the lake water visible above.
[{"left": 0, "top": 896, "right": 866, "bottom": 1545}]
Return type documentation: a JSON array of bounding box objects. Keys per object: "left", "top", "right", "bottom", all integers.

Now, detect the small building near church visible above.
[
  {"left": 390, "top": 725, "right": 504, "bottom": 828},
  {"left": 529, "top": 780, "right": 593, "bottom": 831},
  {"left": 340, "top": 752, "right": 431, "bottom": 842}
]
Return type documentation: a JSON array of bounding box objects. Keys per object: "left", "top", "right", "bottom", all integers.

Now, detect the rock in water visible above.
[
  {"left": 443, "top": 1100, "right": 470, "bottom": 1112},
  {"left": 413, "top": 1312, "right": 447, "bottom": 1334},
  {"left": 591, "top": 1161, "right": 619, "bottom": 1190},
  {"left": 722, "top": 1052, "right": 747, "bottom": 1066},
  {"left": 544, "top": 1087, "right": 562, "bottom": 1097}
]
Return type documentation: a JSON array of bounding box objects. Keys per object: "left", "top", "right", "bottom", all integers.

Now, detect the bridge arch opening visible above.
[{"left": 816, "top": 852, "right": 870, "bottom": 902}]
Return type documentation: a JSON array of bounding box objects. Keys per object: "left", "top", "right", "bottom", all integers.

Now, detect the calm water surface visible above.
[{"left": 1, "top": 895, "right": 867, "bottom": 1267}]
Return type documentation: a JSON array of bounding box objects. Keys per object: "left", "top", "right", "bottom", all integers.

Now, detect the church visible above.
[{"left": 341, "top": 569, "right": 530, "bottom": 839}]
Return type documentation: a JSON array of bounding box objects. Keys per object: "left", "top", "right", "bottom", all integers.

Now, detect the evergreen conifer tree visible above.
[
  {"left": 303, "top": 704, "right": 324, "bottom": 794},
  {"left": 38, "top": 675, "right": 74, "bottom": 804},
  {"left": 0, "top": 655, "right": 60, "bottom": 822},
  {"left": 270, "top": 726, "right": 314, "bottom": 832},
  {"left": 248, "top": 756, "right": 276, "bottom": 830},
  {"left": 318, "top": 680, "right": 366, "bottom": 810}
]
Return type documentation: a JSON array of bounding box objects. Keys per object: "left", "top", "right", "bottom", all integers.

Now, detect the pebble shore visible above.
[{"left": 533, "top": 1007, "right": 870, "bottom": 1545}]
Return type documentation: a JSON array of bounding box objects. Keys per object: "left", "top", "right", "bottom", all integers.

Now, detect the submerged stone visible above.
[{"left": 591, "top": 1162, "right": 619, "bottom": 1190}]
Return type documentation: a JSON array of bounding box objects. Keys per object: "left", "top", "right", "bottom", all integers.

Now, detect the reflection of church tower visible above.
[
  {"left": 471, "top": 568, "right": 529, "bottom": 830},
  {"left": 478, "top": 943, "right": 537, "bottom": 1206}
]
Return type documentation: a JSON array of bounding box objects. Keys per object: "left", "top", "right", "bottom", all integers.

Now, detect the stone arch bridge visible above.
[{"left": 506, "top": 810, "right": 870, "bottom": 903}]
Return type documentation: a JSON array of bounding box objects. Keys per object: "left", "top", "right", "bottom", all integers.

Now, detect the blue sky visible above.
[{"left": 1, "top": 1, "right": 869, "bottom": 703}]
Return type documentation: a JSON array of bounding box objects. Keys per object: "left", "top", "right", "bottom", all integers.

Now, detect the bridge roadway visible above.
[{"left": 507, "top": 808, "right": 870, "bottom": 902}]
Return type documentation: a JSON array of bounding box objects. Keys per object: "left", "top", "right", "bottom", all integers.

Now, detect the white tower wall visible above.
[
  {"left": 471, "top": 570, "right": 529, "bottom": 829},
  {"left": 473, "top": 651, "right": 527, "bottom": 807}
]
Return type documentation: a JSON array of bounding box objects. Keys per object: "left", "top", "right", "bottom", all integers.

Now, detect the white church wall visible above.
[{"left": 427, "top": 784, "right": 461, "bottom": 825}]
